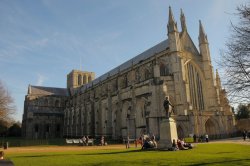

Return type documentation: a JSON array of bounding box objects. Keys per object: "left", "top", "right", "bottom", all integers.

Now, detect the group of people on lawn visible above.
[
  {"left": 81, "top": 135, "right": 107, "bottom": 146},
  {"left": 125, "top": 134, "right": 194, "bottom": 151},
  {"left": 125, "top": 134, "right": 157, "bottom": 149},
  {"left": 81, "top": 136, "right": 90, "bottom": 146},
  {"left": 193, "top": 134, "right": 209, "bottom": 143},
  {"left": 171, "top": 138, "right": 194, "bottom": 151}
]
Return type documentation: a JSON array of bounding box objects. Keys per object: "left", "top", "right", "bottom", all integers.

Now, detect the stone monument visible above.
[{"left": 158, "top": 117, "right": 178, "bottom": 149}]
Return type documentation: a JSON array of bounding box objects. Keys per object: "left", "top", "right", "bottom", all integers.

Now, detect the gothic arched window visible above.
[
  {"left": 145, "top": 69, "right": 151, "bottom": 80},
  {"left": 46, "top": 124, "right": 50, "bottom": 132},
  {"left": 83, "top": 75, "right": 87, "bottom": 84},
  {"left": 55, "top": 100, "right": 60, "bottom": 107},
  {"left": 88, "top": 75, "right": 92, "bottom": 82},
  {"left": 123, "top": 74, "right": 128, "bottom": 88},
  {"left": 44, "top": 99, "right": 49, "bottom": 106},
  {"left": 187, "top": 63, "right": 204, "bottom": 111},
  {"left": 112, "top": 79, "right": 118, "bottom": 91},
  {"left": 160, "top": 63, "right": 170, "bottom": 76},
  {"left": 78, "top": 74, "right": 82, "bottom": 85},
  {"left": 135, "top": 68, "right": 140, "bottom": 83},
  {"left": 34, "top": 124, "right": 39, "bottom": 132}
]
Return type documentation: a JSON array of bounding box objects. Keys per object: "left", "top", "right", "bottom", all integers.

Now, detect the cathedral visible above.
[{"left": 22, "top": 7, "right": 235, "bottom": 140}]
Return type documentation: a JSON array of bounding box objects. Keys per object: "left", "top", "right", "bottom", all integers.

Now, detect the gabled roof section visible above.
[
  {"left": 180, "top": 32, "right": 200, "bottom": 56},
  {"left": 28, "top": 85, "right": 69, "bottom": 96}
]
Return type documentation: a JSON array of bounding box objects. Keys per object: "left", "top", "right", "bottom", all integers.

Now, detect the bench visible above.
[
  {"left": 66, "top": 138, "right": 95, "bottom": 145},
  {"left": 73, "top": 139, "right": 80, "bottom": 144},
  {"left": 66, "top": 139, "right": 73, "bottom": 144}
]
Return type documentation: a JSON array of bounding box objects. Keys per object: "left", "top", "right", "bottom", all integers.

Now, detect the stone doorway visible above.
[
  {"left": 205, "top": 119, "right": 217, "bottom": 136},
  {"left": 177, "top": 125, "right": 184, "bottom": 139}
]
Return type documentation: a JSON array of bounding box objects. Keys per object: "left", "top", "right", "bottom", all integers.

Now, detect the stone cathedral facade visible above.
[{"left": 22, "top": 8, "right": 235, "bottom": 139}]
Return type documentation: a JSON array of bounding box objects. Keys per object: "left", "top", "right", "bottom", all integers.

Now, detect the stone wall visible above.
[{"left": 236, "top": 119, "right": 250, "bottom": 132}]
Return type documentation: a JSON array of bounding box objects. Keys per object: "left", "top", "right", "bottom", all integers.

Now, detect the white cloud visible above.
[
  {"left": 36, "top": 74, "right": 47, "bottom": 86},
  {"left": 34, "top": 38, "right": 49, "bottom": 47}
]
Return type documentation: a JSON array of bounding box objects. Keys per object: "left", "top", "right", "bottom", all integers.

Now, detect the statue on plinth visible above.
[{"left": 163, "top": 96, "right": 174, "bottom": 119}]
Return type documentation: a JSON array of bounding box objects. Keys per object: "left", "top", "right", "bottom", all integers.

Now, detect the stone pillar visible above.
[{"left": 158, "top": 118, "right": 178, "bottom": 149}]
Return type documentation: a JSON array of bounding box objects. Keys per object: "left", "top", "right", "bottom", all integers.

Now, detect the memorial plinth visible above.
[{"left": 158, "top": 118, "right": 178, "bottom": 149}]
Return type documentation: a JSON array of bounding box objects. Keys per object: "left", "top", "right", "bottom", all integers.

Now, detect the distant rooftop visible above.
[{"left": 28, "top": 85, "right": 68, "bottom": 96}]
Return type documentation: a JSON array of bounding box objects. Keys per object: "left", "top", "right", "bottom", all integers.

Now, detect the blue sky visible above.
[{"left": 0, "top": 0, "right": 248, "bottom": 122}]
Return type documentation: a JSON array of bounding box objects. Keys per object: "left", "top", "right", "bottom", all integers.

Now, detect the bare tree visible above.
[
  {"left": 0, "top": 80, "right": 15, "bottom": 121},
  {"left": 220, "top": 4, "right": 250, "bottom": 104}
]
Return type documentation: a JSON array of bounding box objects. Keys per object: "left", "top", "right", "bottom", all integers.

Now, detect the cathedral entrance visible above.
[{"left": 205, "top": 119, "right": 218, "bottom": 137}]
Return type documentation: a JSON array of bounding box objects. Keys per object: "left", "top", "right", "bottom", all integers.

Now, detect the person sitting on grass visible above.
[
  {"left": 180, "top": 138, "right": 194, "bottom": 149},
  {"left": 141, "top": 137, "right": 156, "bottom": 150},
  {"left": 169, "top": 139, "right": 179, "bottom": 151},
  {"left": 177, "top": 139, "right": 188, "bottom": 150},
  {"left": 151, "top": 134, "right": 157, "bottom": 148}
]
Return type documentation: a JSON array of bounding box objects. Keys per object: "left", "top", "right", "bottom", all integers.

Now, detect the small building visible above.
[{"left": 22, "top": 85, "right": 68, "bottom": 139}]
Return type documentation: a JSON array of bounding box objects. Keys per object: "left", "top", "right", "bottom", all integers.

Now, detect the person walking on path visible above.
[
  {"left": 243, "top": 130, "right": 247, "bottom": 141},
  {"left": 86, "top": 136, "right": 89, "bottom": 146},
  {"left": 82, "top": 136, "right": 86, "bottom": 146},
  {"left": 100, "top": 136, "right": 105, "bottom": 146},
  {"left": 205, "top": 134, "right": 209, "bottom": 142},
  {"left": 193, "top": 134, "right": 197, "bottom": 143},
  {"left": 125, "top": 136, "right": 130, "bottom": 149}
]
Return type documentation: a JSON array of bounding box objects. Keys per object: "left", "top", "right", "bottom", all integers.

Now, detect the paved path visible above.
[{"left": 209, "top": 137, "right": 250, "bottom": 145}]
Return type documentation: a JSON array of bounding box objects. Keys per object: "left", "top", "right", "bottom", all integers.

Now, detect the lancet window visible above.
[{"left": 187, "top": 63, "right": 204, "bottom": 110}]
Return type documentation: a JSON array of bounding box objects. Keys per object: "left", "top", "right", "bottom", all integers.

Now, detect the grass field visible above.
[{"left": 4, "top": 143, "right": 250, "bottom": 166}]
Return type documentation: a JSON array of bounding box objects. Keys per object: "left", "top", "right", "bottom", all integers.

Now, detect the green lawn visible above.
[{"left": 5, "top": 143, "right": 250, "bottom": 166}]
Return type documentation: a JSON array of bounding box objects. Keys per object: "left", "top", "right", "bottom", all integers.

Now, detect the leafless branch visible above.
[
  {"left": 219, "top": 4, "right": 250, "bottom": 104},
  {"left": 0, "top": 80, "right": 16, "bottom": 121}
]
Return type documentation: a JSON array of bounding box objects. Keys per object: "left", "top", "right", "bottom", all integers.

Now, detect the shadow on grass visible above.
[
  {"left": 215, "top": 151, "right": 234, "bottom": 154},
  {"left": 12, "top": 149, "right": 157, "bottom": 158},
  {"left": 189, "top": 158, "right": 250, "bottom": 166},
  {"left": 75, "top": 149, "right": 148, "bottom": 156},
  {"left": 12, "top": 154, "right": 71, "bottom": 158}
]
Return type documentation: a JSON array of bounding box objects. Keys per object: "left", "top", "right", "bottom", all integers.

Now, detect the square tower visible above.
[{"left": 67, "top": 70, "right": 95, "bottom": 89}]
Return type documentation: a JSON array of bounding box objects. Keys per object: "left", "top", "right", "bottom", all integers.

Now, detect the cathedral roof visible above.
[
  {"left": 28, "top": 85, "right": 68, "bottom": 96},
  {"left": 90, "top": 39, "right": 169, "bottom": 86}
]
